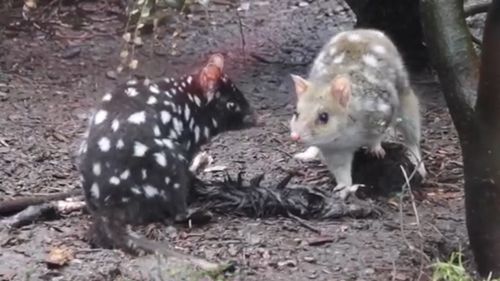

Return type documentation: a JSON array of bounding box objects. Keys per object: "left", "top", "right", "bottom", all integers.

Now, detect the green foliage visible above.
[
  {"left": 432, "top": 251, "right": 500, "bottom": 281},
  {"left": 118, "top": 0, "right": 204, "bottom": 72}
]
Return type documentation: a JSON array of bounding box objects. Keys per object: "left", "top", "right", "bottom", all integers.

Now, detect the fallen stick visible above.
[
  {"left": 0, "top": 199, "right": 86, "bottom": 228},
  {"left": 0, "top": 189, "right": 82, "bottom": 216}
]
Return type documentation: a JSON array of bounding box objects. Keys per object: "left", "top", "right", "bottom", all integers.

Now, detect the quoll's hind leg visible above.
[{"left": 396, "top": 88, "right": 427, "bottom": 178}]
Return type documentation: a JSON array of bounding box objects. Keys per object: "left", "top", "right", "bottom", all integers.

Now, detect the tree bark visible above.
[
  {"left": 465, "top": 0, "right": 500, "bottom": 276},
  {"left": 421, "top": 0, "right": 500, "bottom": 277},
  {"left": 344, "top": 0, "right": 429, "bottom": 71}
]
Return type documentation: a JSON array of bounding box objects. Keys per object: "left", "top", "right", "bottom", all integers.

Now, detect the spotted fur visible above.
[{"left": 77, "top": 54, "right": 255, "bottom": 254}]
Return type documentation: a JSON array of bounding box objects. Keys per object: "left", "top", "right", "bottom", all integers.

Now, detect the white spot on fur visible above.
[
  {"left": 154, "top": 152, "right": 167, "bottom": 167},
  {"left": 164, "top": 90, "right": 172, "bottom": 98},
  {"left": 165, "top": 177, "right": 171, "bottom": 184},
  {"left": 120, "top": 169, "right": 130, "bottom": 180},
  {"left": 187, "top": 76, "right": 193, "bottom": 84},
  {"left": 377, "top": 102, "right": 391, "bottom": 113},
  {"left": 90, "top": 183, "right": 100, "bottom": 198},
  {"left": 144, "top": 185, "right": 159, "bottom": 198},
  {"left": 169, "top": 130, "right": 178, "bottom": 139},
  {"left": 328, "top": 46, "right": 337, "bottom": 56},
  {"left": 111, "top": 119, "right": 120, "bottom": 132},
  {"left": 193, "top": 95, "right": 201, "bottom": 106},
  {"left": 194, "top": 126, "right": 200, "bottom": 143},
  {"left": 143, "top": 78, "right": 151, "bottom": 86},
  {"left": 173, "top": 118, "right": 183, "bottom": 135},
  {"left": 94, "top": 110, "right": 108, "bottom": 125},
  {"left": 333, "top": 53, "right": 345, "bottom": 64},
  {"left": 102, "top": 93, "right": 112, "bottom": 101},
  {"left": 142, "top": 169, "right": 147, "bottom": 179},
  {"left": 347, "top": 33, "right": 362, "bottom": 42},
  {"left": 127, "top": 80, "right": 138, "bottom": 86},
  {"left": 149, "top": 84, "right": 160, "bottom": 94},
  {"left": 174, "top": 81, "right": 178, "bottom": 87},
  {"left": 109, "top": 176, "right": 120, "bottom": 185},
  {"left": 173, "top": 183, "right": 180, "bottom": 189},
  {"left": 188, "top": 93, "right": 194, "bottom": 103},
  {"left": 128, "top": 111, "right": 146, "bottom": 124},
  {"left": 147, "top": 96, "right": 158, "bottom": 105},
  {"left": 164, "top": 78, "right": 171, "bottom": 83},
  {"left": 154, "top": 138, "right": 163, "bottom": 146},
  {"left": 362, "top": 54, "right": 379, "bottom": 67},
  {"left": 162, "top": 139, "right": 174, "bottom": 149},
  {"left": 160, "top": 111, "right": 172, "bottom": 124},
  {"left": 372, "top": 45, "right": 386, "bottom": 55},
  {"left": 125, "top": 87, "right": 139, "bottom": 97},
  {"left": 131, "top": 186, "right": 142, "bottom": 194},
  {"left": 98, "top": 137, "right": 111, "bottom": 152},
  {"left": 133, "top": 141, "right": 148, "bottom": 157},
  {"left": 153, "top": 125, "right": 161, "bottom": 137},
  {"left": 116, "top": 139, "right": 124, "bottom": 149},
  {"left": 204, "top": 127, "right": 210, "bottom": 139},
  {"left": 181, "top": 82, "right": 186, "bottom": 88},
  {"left": 92, "top": 162, "right": 101, "bottom": 176},
  {"left": 171, "top": 88, "right": 177, "bottom": 95},
  {"left": 212, "top": 118, "right": 218, "bottom": 128},
  {"left": 184, "top": 105, "right": 191, "bottom": 121},
  {"left": 189, "top": 118, "right": 195, "bottom": 130}
]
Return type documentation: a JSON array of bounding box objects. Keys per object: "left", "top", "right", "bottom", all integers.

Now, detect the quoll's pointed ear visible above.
[
  {"left": 330, "top": 75, "right": 352, "bottom": 108},
  {"left": 290, "top": 74, "right": 310, "bottom": 97},
  {"left": 199, "top": 54, "right": 225, "bottom": 102}
]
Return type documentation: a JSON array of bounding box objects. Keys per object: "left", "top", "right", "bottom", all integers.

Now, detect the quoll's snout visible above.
[{"left": 290, "top": 132, "right": 301, "bottom": 141}]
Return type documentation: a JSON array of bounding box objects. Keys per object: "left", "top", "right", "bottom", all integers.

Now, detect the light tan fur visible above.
[{"left": 289, "top": 28, "right": 426, "bottom": 199}]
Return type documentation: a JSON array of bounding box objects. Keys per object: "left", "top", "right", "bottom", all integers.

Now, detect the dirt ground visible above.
[{"left": 0, "top": 0, "right": 479, "bottom": 280}]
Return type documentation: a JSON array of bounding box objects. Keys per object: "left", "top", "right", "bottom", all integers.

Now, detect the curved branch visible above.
[{"left": 464, "top": 1, "right": 492, "bottom": 17}]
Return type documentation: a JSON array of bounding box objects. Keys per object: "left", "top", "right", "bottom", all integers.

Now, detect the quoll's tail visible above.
[
  {"left": 396, "top": 87, "right": 427, "bottom": 178},
  {"left": 88, "top": 214, "right": 223, "bottom": 271}
]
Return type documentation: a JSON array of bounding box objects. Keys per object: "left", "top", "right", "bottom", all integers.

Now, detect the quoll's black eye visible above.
[
  {"left": 293, "top": 110, "right": 299, "bottom": 118},
  {"left": 318, "top": 112, "right": 329, "bottom": 124}
]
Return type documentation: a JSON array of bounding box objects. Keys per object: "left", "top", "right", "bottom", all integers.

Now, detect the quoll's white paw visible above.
[
  {"left": 368, "top": 143, "right": 386, "bottom": 159},
  {"left": 189, "top": 152, "right": 214, "bottom": 174},
  {"left": 293, "top": 146, "right": 320, "bottom": 162},
  {"left": 333, "top": 183, "right": 364, "bottom": 200}
]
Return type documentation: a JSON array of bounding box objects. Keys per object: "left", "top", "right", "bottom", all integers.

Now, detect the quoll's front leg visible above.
[
  {"left": 293, "top": 146, "right": 321, "bottom": 162},
  {"left": 368, "top": 141, "right": 386, "bottom": 159},
  {"left": 322, "top": 150, "right": 364, "bottom": 200}
]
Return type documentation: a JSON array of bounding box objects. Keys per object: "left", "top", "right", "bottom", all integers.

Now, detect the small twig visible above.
[
  {"left": 249, "top": 52, "right": 310, "bottom": 66},
  {"left": 287, "top": 212, "right": 321, "bottom": 234},
  {"left": 235, "top": 9, "right": 246, "bottom": 59},
  {"left": 0, "top": 199, "right": 85, "bottom": 228},
  {"left": 0, "top": 189, "right": 82, "bottom": 215}
]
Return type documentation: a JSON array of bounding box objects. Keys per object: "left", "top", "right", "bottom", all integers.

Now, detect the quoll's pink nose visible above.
[{"left": 290, "top": 132, "right": 301, "bottom": 141}]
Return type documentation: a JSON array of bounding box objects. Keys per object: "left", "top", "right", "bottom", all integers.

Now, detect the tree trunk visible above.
[
  {"left": 464, "top": 0, "right": 500, "bottom": 276},
  {"left": 344, "top": 0, "right": 429, "bottom": 71},
  {"left": 421, "top": 0, "right": 500, "bottom": 276}
]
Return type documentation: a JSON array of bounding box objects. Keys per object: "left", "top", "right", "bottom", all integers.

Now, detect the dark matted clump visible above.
[{"left": 189, "top": 142, "right": 422, "bottom": 220}]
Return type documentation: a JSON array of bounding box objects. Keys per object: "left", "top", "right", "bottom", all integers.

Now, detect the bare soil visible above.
[{"left": 0, "top": 1, "right": 477, "bottom": 280}]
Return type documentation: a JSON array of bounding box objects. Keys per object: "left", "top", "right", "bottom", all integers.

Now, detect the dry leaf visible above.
[
  {"left": 129, "top": 59, "right": 139, "bottom": 69},
  {"left": 45, "top": 247, "right": 74, "bottom": 268},
  {"left": 122, "top": 32, "right": 132, "bottom": 42}
]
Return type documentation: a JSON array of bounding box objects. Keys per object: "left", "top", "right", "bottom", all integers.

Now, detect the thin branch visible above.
[
  {"left": 0, "top": 189, "right": 82, "bottom": 215},
  {"left": 464, "top": 1, "right": 492, "bottom": 17}
]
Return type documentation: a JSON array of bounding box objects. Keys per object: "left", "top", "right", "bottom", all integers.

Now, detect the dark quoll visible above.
[{"left": 77, "top": 54, "right": 257, "bottom": 254}]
